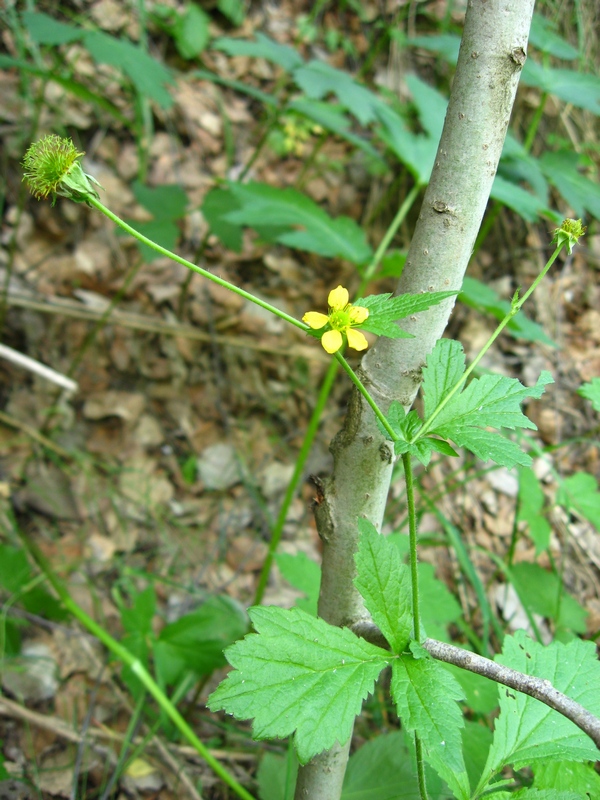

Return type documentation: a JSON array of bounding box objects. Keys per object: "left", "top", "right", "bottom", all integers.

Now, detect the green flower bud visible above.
[{"left": 22, "top": 134, "right": 102, "bottom": 206}]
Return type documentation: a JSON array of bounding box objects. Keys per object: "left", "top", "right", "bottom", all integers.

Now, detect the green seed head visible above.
[
  {"left": 22, "top": 134, "right": 101, "bottom": 205},
  {"left": 552, "top": 218, "right": 586, "bottom": 255}
]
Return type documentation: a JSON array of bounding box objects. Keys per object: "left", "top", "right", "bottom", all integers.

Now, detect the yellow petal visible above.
[
  {"left": 349, "top": 305, "right": 369, "bottom": 324},
  {"left": 302, "top": 311, "right": 329, "bottom": 329},
  {"left": 347, "top": 328, "right": 368, "bottom": 351},
  {"left": 328, "top": 285, "right": 349, "bottom": 311},
  {"left": 322, "top": 329, "right": 343, "bottom": 354}
]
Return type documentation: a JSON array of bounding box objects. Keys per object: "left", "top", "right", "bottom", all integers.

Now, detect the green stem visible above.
[
  {"left": 362, "top": 183, "right": 421, "bottom": 284},
  {"left": 17, "top": 531, "right": 256, "bottom": 800},
  {"left": 415, "top": 733, "right": 430, "bottom": 800},
  {"left": 402, "top": 453, "right": 421, "bottom": 641},
  {"left": 334, "top": 352, "right": 397, "bottom": 440},
  {"left": 88, "top": 197, "right": 309, "bottom": 335},
  {"left": 418, "top": 244, "right": 564, "bottom": 439},
  {"left": 523, "top": 92, "right": 547, "bottom": 153}
]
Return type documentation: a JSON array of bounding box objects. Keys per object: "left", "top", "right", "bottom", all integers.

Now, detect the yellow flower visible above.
[{"left": 303, "top": 285, "right": 369, "bottom": 354}]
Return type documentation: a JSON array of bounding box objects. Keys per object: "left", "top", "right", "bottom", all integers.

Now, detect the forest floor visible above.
[{"left": 0, "top": 1, "right": 599, "bottom": 798}]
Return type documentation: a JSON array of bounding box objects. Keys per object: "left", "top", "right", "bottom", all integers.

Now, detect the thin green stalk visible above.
[
  {"left": 253, "top": 357, "right": 339, "bottom": 605},
  {"left": 100, "top": 690, "right": 147, "bottom": 800},
  {"left": 334, "top": 352, "right": 397, "bottom": 440},
  {"left": 88, "top": 197, "right": 308, "bottom": 335},
  {"left": 418, "top": 244, "right": 564, "bottom": 440},
  {"left": 523, "top": 92, "right": 548, "bottom": 153},
  {"left": 415, "top": 733, "right": 429, "bottom": 800},
  {"left": 18, "top": 530, "right": 257, "bottom": 800},
  {"left": 402, "top": 453, "right": 422, "bottom": 641},
  {"left": 362, "top": 183, "right": 421, "bottom": 284}
]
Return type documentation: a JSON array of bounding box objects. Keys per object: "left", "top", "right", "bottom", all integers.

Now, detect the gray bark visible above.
[{"left": 294, "top": 1, "right": 536, "bottom": 797}]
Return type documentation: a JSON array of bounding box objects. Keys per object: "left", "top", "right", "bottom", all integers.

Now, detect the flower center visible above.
[{"left": 329, "top": 308, "right": 351, "bottom": 331}]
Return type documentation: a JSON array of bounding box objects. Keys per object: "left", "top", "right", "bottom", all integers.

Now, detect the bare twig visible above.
[
  {"left": 422, "top": 638, "right": 600, "bottom": 750},
  {"left": 350, "top": 621, "right": 600, "bottom": 750},
  {"left": 0, "top": 343, "right": 78, "bottom": 394}
]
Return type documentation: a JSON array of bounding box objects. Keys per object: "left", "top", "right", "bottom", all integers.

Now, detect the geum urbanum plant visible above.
[{"left": 22, "top": 136, "right": 600, "bottom": 800}]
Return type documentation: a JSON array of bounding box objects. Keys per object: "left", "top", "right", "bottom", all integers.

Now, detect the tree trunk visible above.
[{"left": 294, "top": 1, "right": 536, "bottom": 797}]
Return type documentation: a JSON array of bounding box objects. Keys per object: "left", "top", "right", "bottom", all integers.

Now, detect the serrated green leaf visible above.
[
  {"left": 224, "top": 182, "right": 372, "bottom": 263},
  {"left": 275, "top": 552, "right": 321, "bottom": 617},
  {"left": 460, "top": 277, "right": 556, "bottom": 347},
  {"left": 391, "top": 655, "right": 469, "bottom": 799},
  {"left": 422, "top": 339, "right": 465, "bottom": 419},
  {"left": 356, "top": 291, "right": 455, "bottom": 339},
  {"left": 577, "top": 378, "right": 600, "bottom": 412},
  {"left": 533, "top": 760, "right": 600, "bottom": 795},
  {"left": 517, "top": 466, "right": 551, "bottom": 554},
  {"left": 476, "top": 631, "right": 600, "bottom": 795},
  {"left": 540, "top": 150, "right": 600, "bottom": 219},
  {"left": 173, "top": 4, "right": 210, "bottom": 59},
  {"left": 208, "top": 606, "right": 389, "bottom": 764},
  {"left": 83, "top": 30, "right": 174, "bottom": 108},
  {"left": 439, "top": 425, "right": 535, "bottom": 469},
  {"left": 355, "top": 519, "right": 412, "bottom": 652},
  {"left": 510, "top": 562, "right": 587, "bottom": 637},
  {"left": 427, "top": 438, "right": 459, "bottom": 458},
  {"left": 522, "top": 60, "right": 600, "bottom": 115},
  {"left": 213, "top": 33, "right": 304, "bottom": 72},
  {"left": 22, "top": 11, "right": 82, "bottom": 45},
  {"left": 557, "top": 472, "right": 600, "bottom": 530}
]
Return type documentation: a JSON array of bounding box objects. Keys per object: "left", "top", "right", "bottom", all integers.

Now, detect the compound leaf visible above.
[
  {"left": 208, "top": 606, "right": 389, "bottom": 764},
  {"left": 422, "top": 339, "right": 553, "bottom": 468}
]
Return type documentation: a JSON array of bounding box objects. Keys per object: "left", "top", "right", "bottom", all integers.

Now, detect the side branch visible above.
[{"left": 423, "top": 638, "right": 600, "bottom": 750}]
